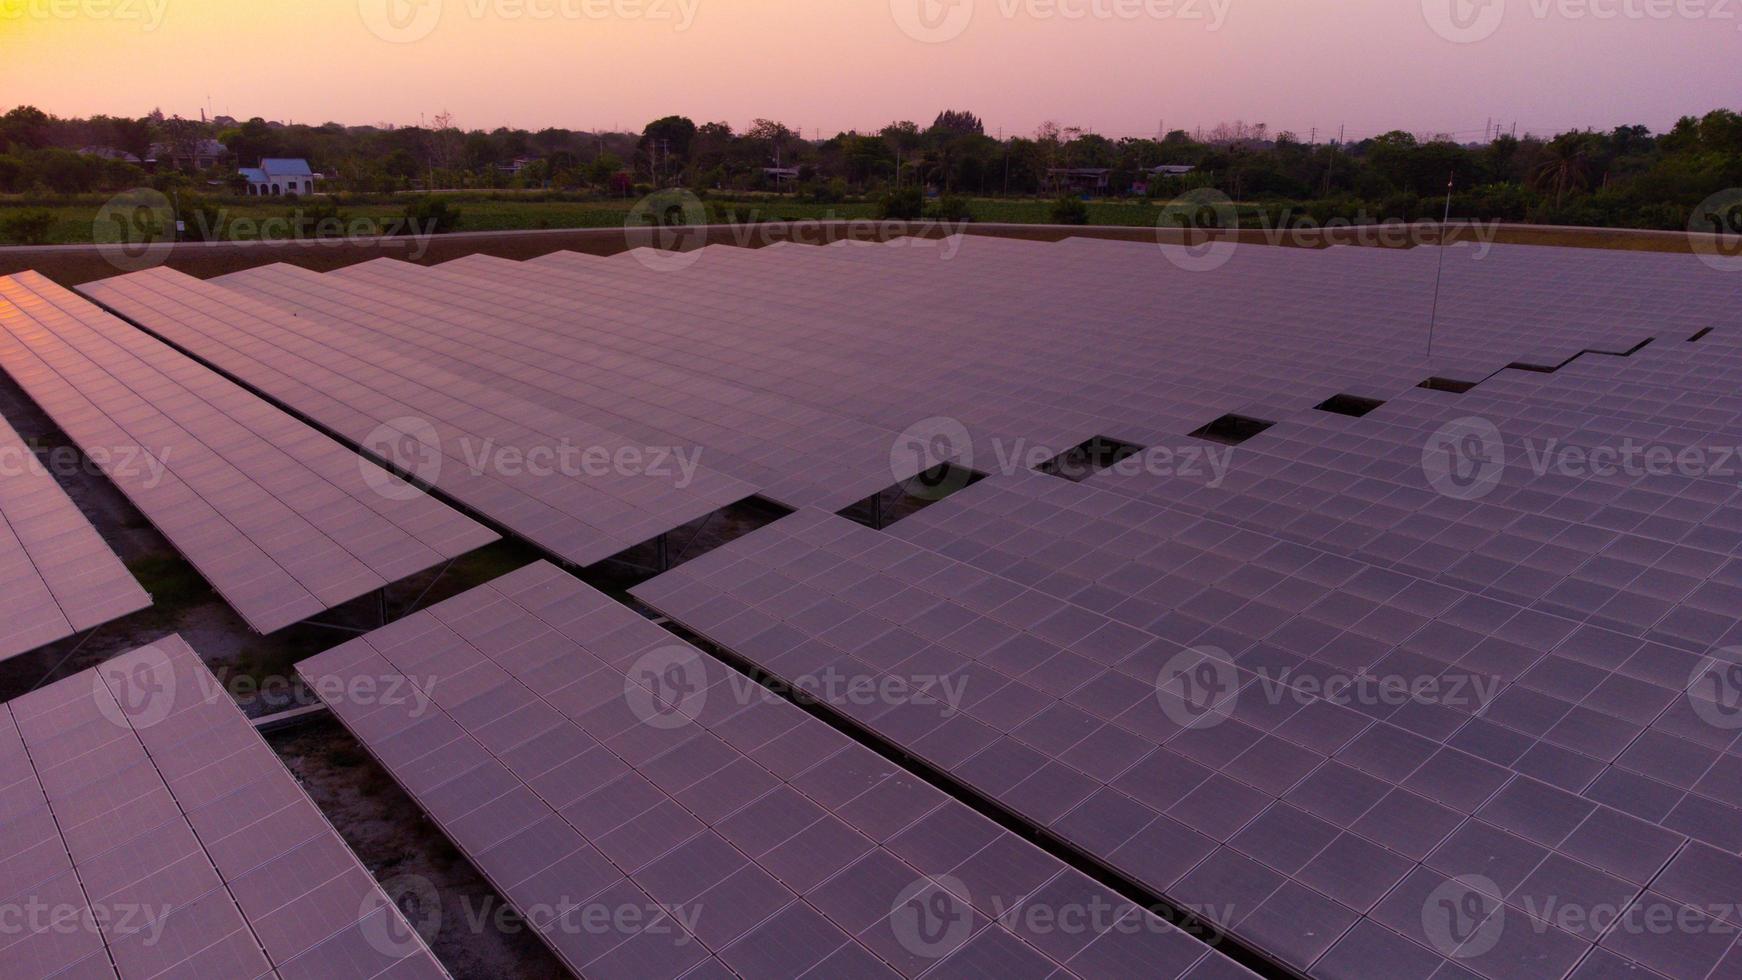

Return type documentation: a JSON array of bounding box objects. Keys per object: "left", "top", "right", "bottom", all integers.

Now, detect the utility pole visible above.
[{"left": 1427, "top": 171, "right": 1455, "bottom": 359}]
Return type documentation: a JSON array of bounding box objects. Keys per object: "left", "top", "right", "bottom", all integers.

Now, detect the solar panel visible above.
[
  {"left": 52, "top": 234, "right": 1742, "bottom": 980},
  {"left": 78, "top": 268, "right": 755, "bottom": 567},
  {"left": 0, "top": 634, "right": 448, "bottom": 978},
  {"left": 632, "top": 507, "right": 1740, "bottom": 978},
  {"left": 0, "top": 272, "right": 498, "bottom": 634},
  {"left": 297, "top": 561, "right": 1255, "bottom": 979},
  {"left": 0, "top": 410, "right": 148, "bottom": 659},
  {"left": 297, "top": 258, "right": 947, "bottom": 509}
]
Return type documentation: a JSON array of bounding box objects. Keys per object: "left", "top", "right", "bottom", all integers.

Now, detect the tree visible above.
[
  {"left": 1534, "top": 133, "right": 1596, "bottom": 206},
  {"left": 746, "top": 119, "right": 797, "bottom": 166},
  {"left": 584, "top": 152, "right": 623, "bottom": 186},
  {"left": 1, "top": 106, "right": 52, "bottom": 150},
  {"left": 225, "top": 117, "right": 279, "bottom": 164},
  {"left": 640, "top": 115, "right": 698, "bottom": 173},
  {"left": 930, "top": 110, "right": 984, "bottom": 137}
]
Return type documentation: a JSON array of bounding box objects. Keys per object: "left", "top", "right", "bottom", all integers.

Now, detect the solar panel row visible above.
[
  {"left": 0, "top": 635, "right": 448, "bottom": 979},
  {"left": 467, "top": 236, "right": 1727, "bottom": 457},
  {"left": 632, "top": 508, "right": 1742, "bottom": 979},
  {"left": 0, "top": 272, "right": 497, "bottom": 634},
  {"left": 78, "top": 268, "right": 756, "bottom": 567},
  {"left": 297, "top": 560, "right": 1256, "bottom": 980},
  {"left": 0, "top": 409, "right": 148, "bottom": 659},
  {"left": 214, "top": 260, "right": 944, "bottom": 511}
]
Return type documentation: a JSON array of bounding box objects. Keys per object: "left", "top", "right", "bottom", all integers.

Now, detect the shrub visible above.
[
  {"left": 0, "top": 209, "right": 55, "bottom": 244},
  {"left": 179, "top": 199, "right": 228, "bottom": 241},
  {"left": 928, "top": 196, "right": 975, "bottom": 223},
  {"left": 1050, "top": 195, "right": 1089, "bottom": 225},
  {"left": 293, "top": 198, "right": 349, "bottom": 239},
  {"left": 877, "top": 186, "right": 924, "bottom": 221},
  {"left": 403, "top": 195, "right": 462, "bottom": 234}
]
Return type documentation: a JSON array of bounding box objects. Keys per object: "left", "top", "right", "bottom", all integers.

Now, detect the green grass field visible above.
[{"left": 0, "top": 194, "right": 1276, "bottom": 245}]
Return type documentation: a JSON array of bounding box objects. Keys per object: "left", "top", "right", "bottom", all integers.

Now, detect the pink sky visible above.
[{"left": 3, "top": 0, "right": 1736, "bottom": 139}]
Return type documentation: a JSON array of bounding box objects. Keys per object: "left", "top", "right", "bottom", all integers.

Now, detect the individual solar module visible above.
[
  {"left": 633, "top": 508, "right": 1742, "bottom": 979},
  {"left": 0, "top": 634, "right": 449, "bottom": 978},
  {"left": 77, "top": 267, "right": 751, "bottom": 567},
  {"left": 0, "top": 410, "right": 148, "bottom": 659},
  {"left": 0, "top": 272, "right": 498, "bottom": 633},
  {"left": 297, "top": 560, "right": 1252, "bottom": 980}
]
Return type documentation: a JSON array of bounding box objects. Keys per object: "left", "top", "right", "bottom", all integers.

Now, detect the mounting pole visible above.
[{"left": 1427, "top": 171, "right": 1455, "bottom": 360}]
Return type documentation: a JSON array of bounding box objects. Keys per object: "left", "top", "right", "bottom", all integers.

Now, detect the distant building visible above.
[
  {"left": 78, "top": 146, "right": 141, "bottom": 164},
  {"left": 763, "top": 166, "right": 801, "bottom": 185},
  {"left": 239, "top": 158, "right": 318, "bottom": 196},
  {"left": 148, "top": 139, "right": 228, "bottom": 171},
  {"left": 1047, "top": 167, "right": 1112, "bottom": 194},
  {"left": 1150, "top": 164, "right": 1196, "bottom": 177}
]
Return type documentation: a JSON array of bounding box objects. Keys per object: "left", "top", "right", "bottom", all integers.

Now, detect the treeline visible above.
[{"left": 3, "top": 104, "right": 1742, "bottom": 232}]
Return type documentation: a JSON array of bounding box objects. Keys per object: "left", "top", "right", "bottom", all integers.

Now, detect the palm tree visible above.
[{"left": 1534, "top": 134, "right": 1594, "bottom": 207}]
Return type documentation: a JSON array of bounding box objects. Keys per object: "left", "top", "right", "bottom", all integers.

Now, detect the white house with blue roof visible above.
[{"left": 239, "top": 158, "right": 318, "bottom": 196}]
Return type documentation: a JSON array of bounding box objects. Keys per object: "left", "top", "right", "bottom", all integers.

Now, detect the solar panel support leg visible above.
[
  {"left": 377, "top": 588, "right": 389, "bottom": 627},
  {"left": 657, "top": 533, "right": 670, "bottom": 572},
  {"left": 872, "top": 493, "right": 884, "bottom": 531}
]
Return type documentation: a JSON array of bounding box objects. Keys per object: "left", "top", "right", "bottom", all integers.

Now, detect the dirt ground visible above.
[{"left": 271, "top": 717, "right": 568, "bottom": 980}]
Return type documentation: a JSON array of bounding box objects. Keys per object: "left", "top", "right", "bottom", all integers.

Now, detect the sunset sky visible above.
[{"left": 3, "top": 0, "right": 1735, "bottom": 138}]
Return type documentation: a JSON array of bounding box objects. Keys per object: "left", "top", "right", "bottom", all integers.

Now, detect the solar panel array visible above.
[
  {"left": 78, "top": 268, "right": 756, "bottom": 567},
  {"left": 44, "top": 233, "right": 1742, "bottom": 978},
  {"left": 0, "top": 409, "right": 148, "bottom": 658},
  {"left": 1, "top": 634, "right": 448, "bottom": 978},
  {"left": 298, "top": 561, "right": 1253, "bottom": 980},
  {"left": 634, "top": 507, "right": 1742, "bottom": 979},
  {"left": 211, "top": 261, "right": 938, "bottom": 511},
  {"left": 0, "top": 272, "right": 498, "bottom": 633}
]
